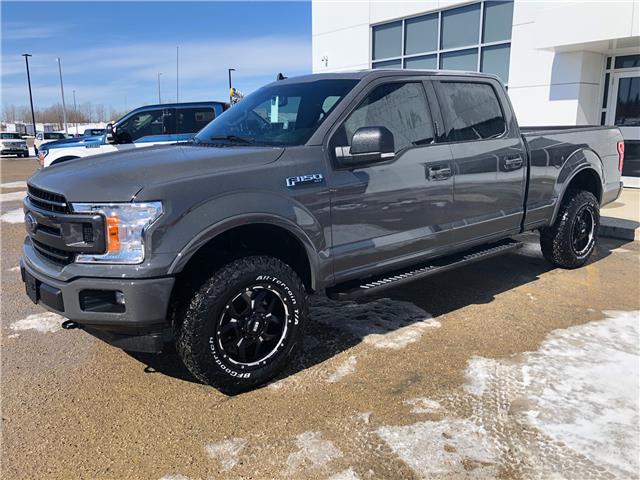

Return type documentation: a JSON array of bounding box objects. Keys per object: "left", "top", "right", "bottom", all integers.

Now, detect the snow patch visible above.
[
  {"left": 10, "top": 312, "right": 64, "bottom": 333},
  {"left": 404, "top": 397, "right": 443, "bottom": 414},
  {"left": 7, "top": 333, "right": 20, "bottom": 339},
  {"left": 463, "top": 356, "right": 497, "bottom": 396},
  {"left": 205, "top": 437, "right": 246, "bottom": 471},
  {"left": 329, "top": 467, "right": 360, "bottom": 480},
  {"left": 521, "top": 310, "right": 640, "bottom": 477},
  {"left": 312, "top": 296, "right": 439, "bottom": 349},
  {"left": 0, "top": 190, "right": 25, "bottom": 203},
  {"left": 327, "top": 355, "right": 357, "bottom": 383},
  {"left": 8, "top": 266, "right": 20, "bottom": 273},
  {"left": 1, "top": 208, "right": 24, "bottom": 224},
  {"left": 377, "top": 419, "right": 499, "bottom": 479},
  {"left": 0, "top": 181, "right": 26, "bottom": 189},
  {"left": 159, "top": 475, "right": 191, "bottom": 480},
  {"left": 286, "top": 431, "right": 342, "bottom": 476}
]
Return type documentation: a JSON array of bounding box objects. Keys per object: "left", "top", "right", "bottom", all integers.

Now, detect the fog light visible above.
[{"left": 115, "top": 291, "right": 125, "bottom": 305}]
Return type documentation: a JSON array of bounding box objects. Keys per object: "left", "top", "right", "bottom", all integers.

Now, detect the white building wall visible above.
[
  {"left": 312, "top": 0, "right": 640, "bottom": 127},
  {"left": 508, "top": 0, "right": 639, "bottom": 126}
]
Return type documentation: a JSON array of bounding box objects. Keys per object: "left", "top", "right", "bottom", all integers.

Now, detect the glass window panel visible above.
[
  {"left": 600, "top": 111, "right": 606, "bottom": 126},
  {"left": 614, "top": 55, "right": 640, "bottom": 69},
  {"left": 405, "top": 13, "right": 438, "bottom": 55},
  {"left": 614, "top": 77, "right": 640, "bottom": 127},
  {"left": 372, "top": 22, "right": 402, "bottom": 60},
  {"left": 481, "top": 44, "right": 511, "bottom": 83},
  {"left": 440, "top": 48, "right": 478, "bottom": 72},
  {"left": 405, "top": 55, "right": 438, "bottom": 69},
  {"left": 482, "top": 1, "right": 514, "bottom": 43},
  {"left": 606, "top": 57, "right": 611, "bottom": 70},
  {"left": 602, "top": 73, "right": 610, "bottom": 109},
  {"left": 372, "top": 59, "right": 402, "bottom": 69},
  {"left": 339, "top": 82, "right": 435, "bottom": 152},
  {"left": 441, "top": 4, "right": 480, "bottom": 50},
  {"left": 438, "top": 82, "right": 506, "bottom": 141}
]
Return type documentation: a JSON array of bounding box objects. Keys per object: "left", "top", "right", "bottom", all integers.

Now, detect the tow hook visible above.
[{"left": 61, "top": 320, "right": 82, "bottom": 330}]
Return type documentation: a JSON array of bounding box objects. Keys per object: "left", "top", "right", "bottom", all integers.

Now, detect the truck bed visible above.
[{"left": 520, "top": 125, "right": 623, "bottom": 230}]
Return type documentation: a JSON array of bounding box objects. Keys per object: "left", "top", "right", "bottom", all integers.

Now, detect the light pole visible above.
[
  {"left": 73, "top": 90, "right": 78, "bottom": 135},
  {"left": 157, "top": 72, "right": 162, "bottom": 103},
  {"left": 21, "top": 53, "right": 37, "bottom": 136},
  {"left": 176, "top": 46, "right": 179, "bottom": 103},
  {"left": 56, "top": 57, "right": 68, "bottom": 135},
  {"left": 228, "top": 68, "right": 235, "bottom": 105}
]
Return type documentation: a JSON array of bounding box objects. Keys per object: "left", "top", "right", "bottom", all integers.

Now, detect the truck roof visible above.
[
  {"left": 128, "top": 101, "right": 229, "bottom": 111},
  {"left": 268, "top": 69, "right": 501, "bottom": 86}
]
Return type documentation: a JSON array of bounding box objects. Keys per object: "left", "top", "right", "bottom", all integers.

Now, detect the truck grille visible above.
[
  {"left": 31, "top": 239, "right": 74, "bottom": 266},
  {"left": 27, "top": 185, "right": 70, "bottom": 213}
]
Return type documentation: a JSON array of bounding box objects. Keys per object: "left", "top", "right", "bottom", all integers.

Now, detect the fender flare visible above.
[
  {"left": 167, "top": 212, "right": 321, "bottom": 291},
  {"left": 550, "top": 148, "right": 603, "bottom": 225}
]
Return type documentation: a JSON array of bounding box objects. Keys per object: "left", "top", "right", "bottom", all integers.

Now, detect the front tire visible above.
[
  {"left": 176, "top": 256, "right": 307, "bottom": 393},
  {"left": 540, "top": 189, "right": 599, "bottom": 269}
]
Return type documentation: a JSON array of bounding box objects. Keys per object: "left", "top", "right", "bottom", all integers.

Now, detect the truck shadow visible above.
[{"left": 129, "top": 234, "right": 632, "bottom": 390}]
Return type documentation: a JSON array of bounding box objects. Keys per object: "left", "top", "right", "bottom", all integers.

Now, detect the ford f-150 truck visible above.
[
  {"left": 21, "top": 70, "right": 624, "bottom": 393},
  {"left": 38, "top": 101, "right": 228, "bottom": 167}
]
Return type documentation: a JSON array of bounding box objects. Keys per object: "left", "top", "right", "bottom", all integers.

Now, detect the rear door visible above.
[
  {"left": 433, "top": 78, "right": 526, "bottom": 246},
  {"left": 327, "top": 78, "right": 455, "bottom": 282}
]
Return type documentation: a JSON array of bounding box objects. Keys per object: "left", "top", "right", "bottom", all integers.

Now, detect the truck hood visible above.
[
  {"left": 28, "top": 144, "right": 285, "bottom": 202},
  {"left": 44, "top": 136, "right": 102, "bottom": 149}
]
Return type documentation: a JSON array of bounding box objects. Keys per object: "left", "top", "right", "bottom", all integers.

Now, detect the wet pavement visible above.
[{"left": 1, "top": 157, "right": 639, "bottom": 479}]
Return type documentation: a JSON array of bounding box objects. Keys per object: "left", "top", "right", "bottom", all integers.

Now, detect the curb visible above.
[{"left": 599, "top": 217, "right": 639, "bottom": 242}]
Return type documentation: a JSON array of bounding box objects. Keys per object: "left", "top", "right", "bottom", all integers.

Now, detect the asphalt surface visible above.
[{"left": 1, "top": 156, "right": 639, "bottom": 480}]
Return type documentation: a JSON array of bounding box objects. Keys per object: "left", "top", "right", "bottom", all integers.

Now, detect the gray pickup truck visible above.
[{"left": 21, "top": 70, "right": 624, "bottom": 392}]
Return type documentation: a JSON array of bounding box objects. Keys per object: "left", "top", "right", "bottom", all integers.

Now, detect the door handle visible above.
[
  {"left": 426, "top": 165, "right": 452, "bottom": 181},
  {"left": 504, "top": 156, "right": 524, "bottom": 169}
]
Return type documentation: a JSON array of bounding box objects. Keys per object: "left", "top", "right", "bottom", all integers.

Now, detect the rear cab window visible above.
[
  {"left": 435, "top": 81, "right": 507, "bottom": 142},
  {"left": 176, "top": 107, "right": 216, "bottom": 134}
]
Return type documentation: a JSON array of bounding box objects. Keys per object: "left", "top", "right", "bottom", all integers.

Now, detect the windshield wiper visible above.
[{"left": 207, "top": 135, "right": 255, "bottom": 145}]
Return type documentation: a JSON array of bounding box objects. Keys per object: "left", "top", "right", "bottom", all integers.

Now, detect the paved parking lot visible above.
[{"left": 1, "top": 156, "right": 639, "bottom": 480}]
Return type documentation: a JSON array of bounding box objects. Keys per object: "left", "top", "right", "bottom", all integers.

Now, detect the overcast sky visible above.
[{"left": 1, "top": 1, "right": 311, "bottom": 110}]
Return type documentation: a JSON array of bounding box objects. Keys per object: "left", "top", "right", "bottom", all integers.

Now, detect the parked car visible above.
[
  {"left": 34, "top": 132, "right": 69, "bottom": 155},
  {"left": 0, "top": 132, "right": 29, "bottom": 157},
  {"left": 21, "top": 70, "right": 623, "bottom": 393},
  {"left": 83, "top": 128, "right": 105, "bottom": 137},
  {"left": 38, "top": 102, "right": 228, "bottom": 167}
]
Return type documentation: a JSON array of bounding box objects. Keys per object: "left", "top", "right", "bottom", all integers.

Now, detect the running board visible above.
[{"left": 327, "top": 239, "right": 523, "bottom": 300}]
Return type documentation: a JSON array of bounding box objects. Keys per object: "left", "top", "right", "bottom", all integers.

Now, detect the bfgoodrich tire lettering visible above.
[
  {"left": 540, "top": 189, "right": 600, "bottom": 269},
  {"left": 176, "top": 256, "right": 307, "bottom": 393}
]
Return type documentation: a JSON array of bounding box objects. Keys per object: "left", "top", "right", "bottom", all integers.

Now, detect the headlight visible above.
[{"left": 71, "top": 202, "right": 163, "bottom": 264}]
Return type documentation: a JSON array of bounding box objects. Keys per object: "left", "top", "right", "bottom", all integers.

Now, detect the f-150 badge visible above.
[{"left": 286, "top": 174, "right": 324, "bottom": 188}]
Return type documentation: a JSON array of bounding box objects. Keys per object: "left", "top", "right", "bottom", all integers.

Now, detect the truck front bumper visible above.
[{"left": 20, "top": 255, "right": 175, "bottom": 353}]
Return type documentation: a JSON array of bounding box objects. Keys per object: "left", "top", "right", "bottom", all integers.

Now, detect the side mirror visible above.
[
  {"left": 335, "top": 126, "right": 395, "bottom": 167},
  {"left": 105, "top": 123, "right": 116, "bottom": 144}
]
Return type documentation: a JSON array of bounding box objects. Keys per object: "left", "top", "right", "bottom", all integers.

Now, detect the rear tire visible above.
[
  {"left": 176, "top": 255, "right": 307, "bottom": 394},
  {"left": 540, "top": 189, "right": 599, "bottom": 269}
]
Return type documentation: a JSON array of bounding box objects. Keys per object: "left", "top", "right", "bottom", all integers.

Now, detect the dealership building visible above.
[{"left": 312, "top": 0, "right": 640, "bottom": 185}]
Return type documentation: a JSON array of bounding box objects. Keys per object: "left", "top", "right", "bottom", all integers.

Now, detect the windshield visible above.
[
  {"left": 1, "top": 133, "right": 21, "bottom": 139},
  {"left": 195, "top": 79, "right": 359, "bottom": 146}
]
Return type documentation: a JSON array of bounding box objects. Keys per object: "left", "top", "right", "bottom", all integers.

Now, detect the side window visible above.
[
  {"left": 438, "top": 82, "right": 506, "bottom": 142},
  {"left": 116, "top": 109, "right": 168, "bottom": 143},
  {"left": 336, "top": 82, "right": 435, "bottom": 153},
  {"left": 176, "top": 107, "right": 216, "bottom": 134}
]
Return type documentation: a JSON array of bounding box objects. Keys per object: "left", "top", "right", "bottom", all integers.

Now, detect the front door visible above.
[
  {"left": 606, "top": 69, "right": 640, "bottom": 187},
  {"left": 327, "top": 80, "right": 455, "bottom": 283}
]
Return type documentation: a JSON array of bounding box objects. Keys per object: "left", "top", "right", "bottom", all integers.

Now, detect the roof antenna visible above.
[{"left": 276, "top": 72, "right": 287, "bottom": 81}]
